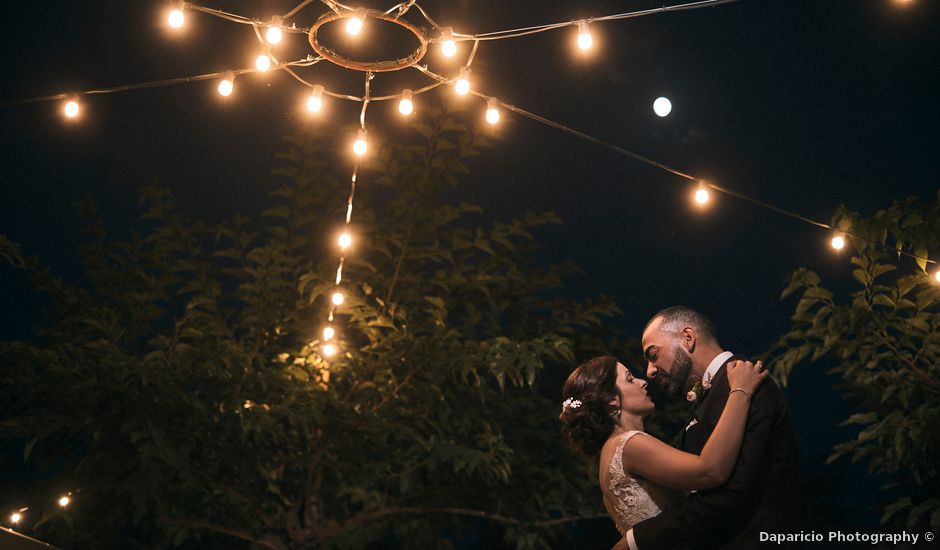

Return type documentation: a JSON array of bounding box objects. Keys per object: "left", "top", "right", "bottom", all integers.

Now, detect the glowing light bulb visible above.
[
  {"left": 346, "top": 8, "right": 365, "bottom": 35},
  {"left": 455, "top": 67, "right": 470, "bottom": 96},
  {"left": 331, "top": 291, "right": 345, "bottom": 306},
  {"left": 58, "top": 496, "right": 70, "bottom": 508},
  {"left": 168, "top": 7, "right": 184, "bottom": 29},
  {"left": 218, "top": 72, "right": 235, "bottom": 96},
  {"left": 338, "top": 232, "right": 352, "bottom": 249},
  {"left": 831, "top": 234, "right": 846, "bottom": 250},
  {"left": 323, "top": 326, "right": 335, "bottom": 340},
  {"left": 10, "top": 512, "right": 22, "bottom": 524},
  {"left": 485, "top": 98, "right": 500, "bottom": 125},
  {"left": 694, "top": 182, "right": 710, "bottom": 205},
  {"left": 577, "top": 20, "right": 593, "bottom": 51},
  {"left": 441, "top": 27, "right": 456, "bottom": 57},
  {"left": 255, "top": 53, "right": 272, "bottom": 72},
  {"left": 266, "top": 16, "right": 283, "bottom": 44},
  {"left": 322, "top": 343, "right": 337, "bottom": 357},
  {"left": 307, "top": 84, "right": 324, "bottom": 113},
  {"left": 353, "top": 129, "right": 367, "bottom": 156},
  {"left": 654, "top": 97, "right": 672, "bottom": 117},
  {"left": 64, "top": 100, "right": 80, "bottom": 118},
  {"left": 398, "top": 89, "right": 414, "bottom": 116},
  {"left": 934, "top": 270, "right": 940, "bottom": 283}
]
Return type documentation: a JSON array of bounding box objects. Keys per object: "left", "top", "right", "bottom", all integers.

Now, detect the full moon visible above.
[{"left": 653, "top": 97, "right": 672, "bottom": 117}]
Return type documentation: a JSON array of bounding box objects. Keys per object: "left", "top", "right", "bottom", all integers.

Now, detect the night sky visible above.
[{"left": 2, "top": 0, "right": 938, "bottom": 536}]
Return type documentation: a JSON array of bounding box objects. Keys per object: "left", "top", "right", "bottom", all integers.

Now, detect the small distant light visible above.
[
  {"left": 346, "top": 8, "right": 365, "bottom": 36},
  {"left": 307, "top": 84, "right": 324, "bottom": 113},
  {"left": 322, "top": 343, "right": 337, "bottom": 357},
  {"left": 398, "top": 89, "right": 414, "bottom": 116},
  {"left": 255, "top": 53, "right": 272, "bottom": 72},
  {"left": 455, "top": 67, "right": 470, "bottom": 96},
  {"left": 323, "top": 326, "right": 335, "bottom": 340},
  {"left": 338, "top": 232, "right": 352, "bottom": 249},
  {"left": 331, "top": 291, "right": 345, "bottom": 306},
  {"left": 933, "top": 270, "right": 940, "bottom": 283},
  {"left": 653, "top": 97, "right": 672, "bottom": 117},
  {"left": 64, "top": 100, "right": 80, "bottom": 118},
  {"left": 831, "top": 234, "right": 846, "bottom": 251},
  {"left": 353, "top": 129, "right": 367, "bottom": 156},
  {"left": 218, "top": 72, "right": 235, "bottom": 96},
  {"left": 266, "top": 16, "right": 283, "bottom": 44},
  {"left": 10, "top": 512, "right": 22, "bottom": 524},
  {"left": 694, "top": 187, "right": 710, "bottom": 205},
  {"left": 577, "top": 20, "right": 593, "bottom": 51},
  {"left": 58, "top": 495, "right": 70, "bottom": 508},
  {"left": 485, "top": 98, "right": 500, "bottom": 125},
  {"left": 441, "top": 27, "right": 457, "bottom": 57}
]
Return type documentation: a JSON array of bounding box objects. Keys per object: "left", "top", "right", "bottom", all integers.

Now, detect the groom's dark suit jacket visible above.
[{"left": 632, "top": 357, "right": 801, "bottom": 549}]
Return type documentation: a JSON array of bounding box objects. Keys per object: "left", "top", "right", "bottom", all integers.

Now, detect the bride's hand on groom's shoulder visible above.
[
  {"left": 611, "top": 536, "right": 631, "bottom": 550},
  {"left": 726, "top": 360, "right": 769, "bottom": 397}
]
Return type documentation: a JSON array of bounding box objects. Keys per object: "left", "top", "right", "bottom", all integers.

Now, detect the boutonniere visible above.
[{"left": 686, "top": 381, "right": 704, "bottom": 403}]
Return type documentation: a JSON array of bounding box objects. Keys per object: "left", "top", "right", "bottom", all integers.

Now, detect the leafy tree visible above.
[
  {"left": 769, "top": 193, "right": 940, "bottom": 532},
  {"left": 0, "top": 99, "right": 629, "bottom": 549}
]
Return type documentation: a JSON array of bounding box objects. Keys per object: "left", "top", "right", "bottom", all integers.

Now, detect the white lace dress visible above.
[{"left": 601, "top": 430, "right": 682, "bottom": 535}]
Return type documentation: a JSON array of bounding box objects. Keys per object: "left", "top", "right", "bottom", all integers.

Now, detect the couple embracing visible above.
[{"left": 560, "top": 306, "right": 801, "bottom": 549}]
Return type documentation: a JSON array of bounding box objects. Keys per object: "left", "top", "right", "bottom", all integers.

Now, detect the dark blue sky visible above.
[{"left": 2, "top": 0, "right": 938, "bottom": 535}]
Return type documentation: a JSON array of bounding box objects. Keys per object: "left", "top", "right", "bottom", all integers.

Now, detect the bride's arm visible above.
[{"left": 621, "top": 360, "right": 766, "bottom": 491}]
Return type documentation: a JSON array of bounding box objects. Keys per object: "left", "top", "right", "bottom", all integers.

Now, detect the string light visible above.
[
  {"left": 322, "top": 343, "right": 337, "bottom": 357},
  {"left": 831, "top": 234, "right": 846, "bottom": 251},
  {"left": 441, "top": 27, "right": 457, "bottom": 57},
  {"left": 346, "top": 8, "right": 365, "bottom": 36},
  {"left": 353, "top": 129, "right": 367, "bottom": 156},
  {"left": 10, "top": 511, "right": 22, "bottom": 524},
  {"left": 331, "top": 291, "right": 345, "bottom": 306},
  {"left": 265, "top": 16, "right": 283, "bottom": 45},
  {"left": 693, "top": 182, "right": 710, "bottom": 205},
  {"left": 307, "top": 84, "right": 324, "bottom": 112},
  {"left": 398, "top": 89, "right": 414, "bottom": 115},
  {"left": 933, "top": 270, "right": 940, "bottom": 283},
  {"left": 323, "top": 326, "right": 335, "bottom": 340},
  {"left": 485, "top": 98, "right": 500, "bottom": 125},
  {"left": 654, "top": 96, "right": 672, "bottom": 117},
  {"left": 168, "top": 3, "right": 185, "bottom": 29},
  {"left": 338, "top": 232, "right": 352, "bottom": 249},
  {"left": 255, "top": 52, "right": 272, "bottom": 72},
  {"left": 455, "top": 67, "right": 470, "bottom": 96},
  {"left": 63, "top": 98, "right": 80, "bottom": 119},
  {"left": 577, "top": 20, "right": 593, "bottom": 51},
  {"left": 57, "top": 495, "right": 71, "bottom": 508},
  {"left": 218, "top": 71, "right": 235, "bottom": 96}
]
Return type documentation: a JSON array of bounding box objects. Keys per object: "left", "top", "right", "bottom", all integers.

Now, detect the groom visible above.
[{"left": 621, "top": 306, "right": 800, "bottom": 550}]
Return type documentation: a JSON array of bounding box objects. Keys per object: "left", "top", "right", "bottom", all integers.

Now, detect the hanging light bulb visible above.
[
  {"left": 10, "top": 511, "right": 22, "bottom": 524},
  {"left": 485, "top": 98, "right": 500, "bottom": 125},
  {"left": 934, "top": 270, "right": 940, "bottom": 283},
  {"left": 218, "top": 71, "right": 235, "bottom": 96},
  {"left": 58, "top": 495, "right": 71, "bottom": 508},
  {"left": 440, "top": 27, "right": 457, "bottom": 57},
  {"left": 338, "top": 232, "right": 352, "bottom": 249},
  {"left": 353, "top": 129, "right": 367, "bottom": 156},
  {"left": 331, "top": 291, "right": 345, "bottom": 306},
  {"left": 63, "top": 98, "right": 80, "bottom": 119},
  {"left": 265, "top": 16, "right": 283, "bottom": 45},
  {"left": 653, "top": 97, "right": 673, "bottom": 117},
  {"left": 694, "top": 182, "right": 710, "bottom": 206},
  {"left": 168, "top": 2, "right": 185, "bottom": 28},
  {"left": 398, "top": 89, "right": 414, "bottom": 116},
  {"left": 346, "top": 8, "right": 365, "bottom": 35},
  {"left": 577, "top": 20, "right": 593, "bottom": 51},
  {"left": 455, "top": 67, "right": 470, "bottom": 96},
  {"left": 307, "top": 84, "right": 324, "bottom": 113},
  {"left": 322, "top": 343, "right": 337, "bottom": 357},
  {"left": 255, "top": 52, "right": 272, "bottom": 72},
  {"left": 831, "top": 234, "right": 846, "bottom": 250},
  {"left": 323, "top": 326, "right": 335, "bottom": 340}
]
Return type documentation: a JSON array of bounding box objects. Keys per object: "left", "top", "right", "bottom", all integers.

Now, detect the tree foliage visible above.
[
  {"left": 769, "top": 193, "right": 940, "bottom": 531},
  {"left": 0, "top": 100, "right": 630, "bottom": 549}
]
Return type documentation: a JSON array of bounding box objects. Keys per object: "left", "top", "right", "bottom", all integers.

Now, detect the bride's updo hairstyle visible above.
[{"left": 559, "top": 356, "right": 620, "bottom": 456}]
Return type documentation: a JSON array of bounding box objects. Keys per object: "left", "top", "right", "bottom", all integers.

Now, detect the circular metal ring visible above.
[{"left": 308, "top": 11, "right": 428, "bottom": 73}]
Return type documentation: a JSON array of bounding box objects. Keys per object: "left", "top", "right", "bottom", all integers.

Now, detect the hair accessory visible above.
[{"left": 561, "top": 398, "right": 582, "bottom": 413}]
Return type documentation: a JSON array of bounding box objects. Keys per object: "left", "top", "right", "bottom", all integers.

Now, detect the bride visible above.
[{"left": 559, "top": 355, "right": 766, "bottom": 540}]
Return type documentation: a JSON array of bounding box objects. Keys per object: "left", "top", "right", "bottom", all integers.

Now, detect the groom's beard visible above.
[{"left": 659, "top": 345, "right": 693, "bottom": 397}]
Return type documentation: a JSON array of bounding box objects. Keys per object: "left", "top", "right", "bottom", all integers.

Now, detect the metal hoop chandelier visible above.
[{"left": 308, "top": 10, "right": 429, "bottom": 72}]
